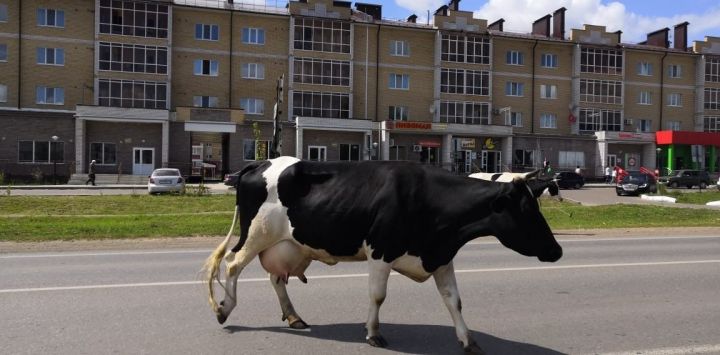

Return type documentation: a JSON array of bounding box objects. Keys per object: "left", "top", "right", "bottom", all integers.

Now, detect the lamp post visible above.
[
  {"left": 51, "top": 135, "right": 59, "bottom": 185},
  {"left": 656, "top": 147, "right": 662, "bottom": 176}
]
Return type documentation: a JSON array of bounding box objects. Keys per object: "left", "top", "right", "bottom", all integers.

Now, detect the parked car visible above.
[
  {"left": 658, "top": 169, "right": 711, "bottom": 189},
  {"left": 148, "top": 168, "right": 185, "bottom": 194},
  {"left": 616, "top": 171, "right": 657, "bottom": 196},
  {"left": 224, "top": 171, "right": 241, "bottom": 187},
  {"left": 553, "top": 171, "right": 585, "bottom": 189}
]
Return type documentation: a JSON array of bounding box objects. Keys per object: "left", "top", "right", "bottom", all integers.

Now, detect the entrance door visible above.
[
  {"left": 481, "top": 151, "right": 502, "bottom": 172},
  {"left": 420, "top": 147, "right": 440, "bottom": 166},
  {"left": 133, "top": 148, "right": 154, "bottom": 175},
  {"left": 455, "top": 150, "right": 472, "bottom": 173},
  {"left": 606, "top": 154, "right": 617, "bottom": 168}
]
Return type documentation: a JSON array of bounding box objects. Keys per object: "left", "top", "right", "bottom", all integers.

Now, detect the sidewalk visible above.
[{"left": 0, "top": 182, "right": 232, "bottom": 195}]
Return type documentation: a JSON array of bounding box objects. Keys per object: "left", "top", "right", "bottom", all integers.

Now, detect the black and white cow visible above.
[
  {"left": 469, "top": 171, "right": 560, "bottom": 197},
  {"left": 204, "top": 156, "right": 562, "bottom": 354}
]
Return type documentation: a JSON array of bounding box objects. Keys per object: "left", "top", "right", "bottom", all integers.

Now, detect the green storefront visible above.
[{"left": 656, "top": 131, "right": 720, "bottom": 174}]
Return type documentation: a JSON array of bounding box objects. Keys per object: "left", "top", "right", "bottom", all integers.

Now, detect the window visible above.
[
  {"left": 195, "top": 24, "right": 219, "bottom": 41},
  {"left": 666, "top": 121, "right": 681, "bottom": 131},
  {"left": 578, "top": 108, "right": 622, "bottom": 133},
  {"left": 668, "top": 93, "right": 682, "bottom": 107},
  {"left": 99, "top": 1, "right": 169, "bottom": 38},
  {"left": 294, "top": 18, "right": 350, "bottom": 53},
  {"left": 98, "top": 78, "right": 167, "bottom": 109},
  {"left": 514, "top": 149, "right": 536, "bottom": 168},
  {"left": 441, "top": 68, "right": 489, "bottom": 95},
  {"left": 35, "top": 86, "right": 64, "bottom": 105},
  {"left": 505, "top": 82, "right": 524, "bottom": 96},
  {"left": 389, "top": 74, "right": 409, "bottom": 90},
  {"left": 507, "top": 112, "right": 522, "bottom": 127},
  {"left": 0, "top": 4, "right": 7, "bottom": 22},
  {"left": 293, "top": 58, "right": 350, "bottom": 86},
  {"left": 89, "top": 142, "right": 117, "bottom": 165},
  {"left": 18, "top": 140, "right": 65, "bottom": 163},
  {"left": 706, "top": 58, "right": 720, "bottom": 82},
  {"left": 0, "top": 44, "right": 6, "bottom": 61},
  {"left": 98, "top": 42, "right": 168, "bottom": 74},
  {"left": 292, "top": 91, "right": 350, "bottom": 119},
  {"left": 193, "top": 96, "right": 218, "bottom": 108},
  {"left": 704, "top": 116, "right": 720, "bottom": 133},
  {"left": 36, "top": 47, "right": 64, "bottom": 65},
  {"left": 506, "top": 51, "right": 524, "bottom": 65},
  {"left": 441, "top": 34, "right": 490, "bottom": 64},
  {"left": 541, "top": 53, "right": 558, "bottom": 68},
  {"left": 540, "top": 84, "right": 557, "bottom": 99},
  {"left": 637, "top": 119, "right": 652, "bottom": 132},
  {"left": 440, "top": 101, "right": 495, "bottom": 125},
  {"left": 339, "top": 144, "right": 360, "bottom": 161},
  {"left": 638, "top": 61, "right": 653, "bottom": 76},
  {"left": 0, "top": 84, "right": 6, "bottom": 102},
  {"left": 240, "top": 98, "right": 264, "bottom": 115},
  {"left": 308, "top": 146, "right": 327, "bottom": 161},
  {"left": 639, "top": 91, "right": 652, "bottom": 105},
  {"left": 193, "top": 59, "right": 218, "bottom": 76},
  {"left": 705, "top": 88, "right": 720, "bottom": 110},
  {"left": 389, "top": 106, "right": 408, "bottom": 121},
  {"left": 390, "top": 40, "right": 409, "bottom": 56},
  {"left": 37, "top": 8, "right": 64, "bottom": 28},
  {"left": 580, "top": 47, "right": 623, "bottom": 75},
  {"left": 579, "top": 79, "right": 622, "bottom": 104},
  {"left": 559, "top": 151, "right": 585, "bottom": 169},
  {"left": 242, "top": 63, "right": 265, "bottom": 79},
  {"left": 243, "top": 139, "right": 269, "bottom": 160},
  {"left": 668, "top": 64, "right": 682, "bottom": 78},
  {"left": 540, "top": 113, "right": 557, "bottom": 128},
  {"left": 242, "top": 27, "right": 265, "bottom": 45}
]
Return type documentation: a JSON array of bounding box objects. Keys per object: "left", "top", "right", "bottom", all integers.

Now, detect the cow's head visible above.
[{"left": 488, "top": 178, "right": 562, "bottom": 262}]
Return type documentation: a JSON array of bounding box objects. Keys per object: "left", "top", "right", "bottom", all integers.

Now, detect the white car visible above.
[{"left": 148, "top": 168, "right": 185, "bottom": 194}]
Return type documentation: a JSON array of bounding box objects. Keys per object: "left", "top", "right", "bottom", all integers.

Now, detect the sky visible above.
[{"left": 380, "top": 0, "right": 720, "bottom": 45}]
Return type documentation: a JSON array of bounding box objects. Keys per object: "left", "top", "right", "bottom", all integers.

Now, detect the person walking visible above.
[
  {"left": 604, "top": 165, "right": 612, "bottom": 184},
  {"left": 611, "top": 166, "right": 617, "bottom": 184},
  {"left": 86, "top": 160, "right": 97, "bottom": 186}
]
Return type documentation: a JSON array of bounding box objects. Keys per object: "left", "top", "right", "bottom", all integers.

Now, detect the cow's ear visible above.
[
  {"left": 492, "top": 195, "right": 511, "bottom": 213},
  {"left": 524, "top": 168, "right": 543, "bottom": 180}
]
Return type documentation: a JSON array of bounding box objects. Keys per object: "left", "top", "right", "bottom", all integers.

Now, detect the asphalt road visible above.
[{"left": 2, "top": 233, "right": 719, "bottom": 355}]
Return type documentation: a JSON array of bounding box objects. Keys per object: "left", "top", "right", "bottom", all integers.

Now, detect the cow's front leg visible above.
[
  {"left": 216, "top": 249, "right": 258, "bottom": 324},
  {"left": 269, "top": 274, "right": 308, "bottom": 329},
  {"left": 365, "top": 259, "right": 391, "bottom": 348},
  {"left": 433, "top": 262, "right": 485, "bottom": 355}
]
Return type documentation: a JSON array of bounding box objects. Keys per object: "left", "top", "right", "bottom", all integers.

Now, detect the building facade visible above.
[{"left": 1, "top": 0, "right": 719, "bottom": 182}]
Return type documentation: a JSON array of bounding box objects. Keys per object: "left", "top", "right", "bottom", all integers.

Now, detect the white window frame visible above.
[
  {"left": 0, "top": 84, "right": 7, "bottom": 103},
  {"left": 559, "top": 151, "right": 585, "bottom": 169},
  {"left": 97, "top": 78, "right": 167, "bottom": 109},
  {"left": 441, "top": 34, "right": 490, "bottom": 64},
  {"left": 668, "top": 93, "right": 682, "bottom": 107},
  {"left": 292, "top": 91, "right": 350, "bottom": 119},
  {"left": 193, "top": 96, "right": 218, "bottom": 108},
  {"left": 704, "top": 116, "right": 720, "bottom": 133},
  {"left": 505, "top": 82, "right": 524, "bottom": 97},
  {"left": 293, "top": 18, "right": 350, "bottom": 53},
  {"left": 36, "top": 47, "right": 64, "bottom": 66},
  {"left": 507, "top": 112, "right": 523, "bottom": 127},
  {"left": 540, "top": 53, "right": 557, "bottom": 68},
  {"left": 389, "top": 106, "right": 408, "bottom": 121},
  {"left": 637, "top": 119, "right": 652, "bottom": 132},
  {"left": 706, "top": 58, "right": 720, "bottom": 83},
  {"left": 439, "top": 101, "right": 490, "bottom": 125},
  {"left": 540, "top": 113, "right": 557, "bottom": 129},
  {"left": 293, "top": 57, "right": 350, "bottom": 86},
  {"left": 18, "top": 140, "right": 65, "bottom": 164},
  {"left": 639, "top": 91, "right": 652, "bottom": 105},
  {"left": 578, "top": 108, "right": 622, "bottom": 133},
  {"left": 666, "top": 121, "right": 681, "bottom": 131},
  {"left": 580, "top": 79, "right": 622, "bottom": 104},
  {"left": 540, "top": 84, "right": 557, "bottom": 99},
  {"left": 193, "top": 59, "right": 218, "bottom": 76},
  {"left": 638, "top": 61, "right": 653, "bottom": 76},
  {"left": 705, "top": 88, "right": 720, "bottom": 110},
  {"left": 195, "top": 24, "right": 219, "bottom": 41},
  {"left": 668, "top": 64, "right": 682, "bottom": 78},
  {"left": 580, "top": 47, "right": 623, "bottom": 75},
  {"left": 308, "top": 146, "right": 327, "bottom": 161},
  {"left": 242, "top": 63, "right": 265, "bottom": 79},
  {"left": 240, "top": 98, "right": 264, "bottom": 115},
  {"left": 98, "top": 42, "right": 168, "bottom": 74},
  {"left": 390, "top": 40, "right": 409, "bottom": 56},
  {"left": 0, "top": 44, "right": 6, "bottom": 62},
  {"left": 506, "top": 50, "right": 524, "bottom": 65},
  {"left": 242, "top": 27, "right": 265, "bottom": 45},
  {"left": 441, "top": 68, "right": 489, "bottom": 96},
  {"left": 89, "top": 142, "right": 117, "bottom": 165},
  {"left": 389, "top": 74, "right": 409, "bottom": 90},
  {"left": 35, "top": 86, "right": 64, "bottom": 105},
  {"left": 98, "top": 1, "right": 169, "bottom": 38},
  {"left": 37, "top": 8, "right": 64, "bottom": 28}
]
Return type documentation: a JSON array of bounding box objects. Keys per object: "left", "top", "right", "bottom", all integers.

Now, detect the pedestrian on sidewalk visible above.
[
  {"left": 86, "top": 160, "right": 96, "bottom": 186},
  {"left": 611, "top": 166, "right": 617, "bottom": 184},
  {"left": 605, "top": 165, "right": 612, "bottom": 184}
]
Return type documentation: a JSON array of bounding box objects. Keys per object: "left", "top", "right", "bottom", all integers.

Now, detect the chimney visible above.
[
  {"left": 674, "top": 22, "right": 689, "bottom": 51},
  {"left": 448, "top": 0, "right": 461, "bottom": 11},
  {"left": 488, "top": 18, "right": 504, "bottom": 32},
  {"left": 434, "top": 5, "right": 448, "bottom": 16},
  {"left": 552, "top": 7, "right": 566, "bottom": 39},
  {"left": 615, "top": 30, "right": 622, "bottom": 43},
  {"left": 532, "top": 15, "right": 551, "bottom": 37},
  {"left": 646, "top": 28, "right": 670, "bottom": 48},
  {"left": 355, "top": 3, "right": 382, "bottom": 21},
  {"left": 407, "top": 14, "right": 417, "bottom": 23}
]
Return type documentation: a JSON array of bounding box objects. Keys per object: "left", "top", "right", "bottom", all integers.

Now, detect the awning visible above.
[{"left": 656, "top": 130, "right": 720, "bottom": 146}]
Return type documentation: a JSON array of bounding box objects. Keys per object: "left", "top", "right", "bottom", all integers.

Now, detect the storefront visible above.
[{"left": 656, "top": 131, "right": 720, "bottom": 173}]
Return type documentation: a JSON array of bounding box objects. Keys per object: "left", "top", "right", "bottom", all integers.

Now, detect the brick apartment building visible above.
[{"left": 0, "top": 0, "right": 719, "bottom": 182}]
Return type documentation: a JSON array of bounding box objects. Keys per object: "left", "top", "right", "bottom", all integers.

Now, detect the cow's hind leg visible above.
[
  {"left": 365, "top": 259, "right": 392, "bottom": 348},
  {"left": 433, "top": 262, "right": 485, "bottom": 355},
  {"left": 269, "top": 274, "right": 308, "bottom": 329}
]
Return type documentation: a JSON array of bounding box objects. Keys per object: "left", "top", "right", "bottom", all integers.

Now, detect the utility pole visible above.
[{"left": 270, "top": 74, "right": 284, "bottom": 158}]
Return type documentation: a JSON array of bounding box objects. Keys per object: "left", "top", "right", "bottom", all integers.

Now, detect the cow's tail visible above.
[{"left": 203, "top": 204, "right": 239, "bottom": 314}]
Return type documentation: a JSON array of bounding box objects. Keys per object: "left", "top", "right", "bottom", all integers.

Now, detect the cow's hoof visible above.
[
  {"left": 366, "top": 335, "right": 388, "bottom": 348},
  {"left": 289, "top": 319, "right": 309, "bottom": 329},
  {"left": 462, "top": 341, "right": 486, "bottom": 355},
  {"left": 216, "top": 313, "right": 227, "bottom": 325}
]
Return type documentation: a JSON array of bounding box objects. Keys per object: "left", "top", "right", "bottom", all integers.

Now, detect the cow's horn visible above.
[{"left": 524, "top": 169, "right": 543, "bottom": 179}]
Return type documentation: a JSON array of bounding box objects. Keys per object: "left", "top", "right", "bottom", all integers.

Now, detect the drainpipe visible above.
[
  {"left": 17, "top": 1, "right": 22, "bottom": 109},
  {"left": 531, "top": 39, "right": 538, "bottom": 133},
  {"left": 228, "top": 11, "right": 233, "bottom": 108},
  {"left": 374, "top": 24, "right": 380, "bottom": 122},
  {"left": 659, "top": 51, "right": 668, "bottom": 129}
]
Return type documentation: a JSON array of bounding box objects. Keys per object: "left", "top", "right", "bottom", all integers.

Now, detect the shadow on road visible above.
[{"left": 224, "top": 322, "right": 564, "bottom": 354}]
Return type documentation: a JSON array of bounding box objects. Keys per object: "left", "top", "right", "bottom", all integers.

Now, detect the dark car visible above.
[
  {"left": 616, "top": 171, "right": 657, "bottom": 196},
  {"left": 658, "top": 169, "right": 711, "bottom": 189},
  {"left": 223, "top": 171, "right": 241, "bottom": 187},
  {"left": 553, "top": 171, "right": 585, "bottom": 189}
]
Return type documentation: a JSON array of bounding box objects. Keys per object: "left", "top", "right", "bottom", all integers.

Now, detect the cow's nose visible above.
[{"left": 538, "top": 246, "right": 562, "bottom": 262}]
